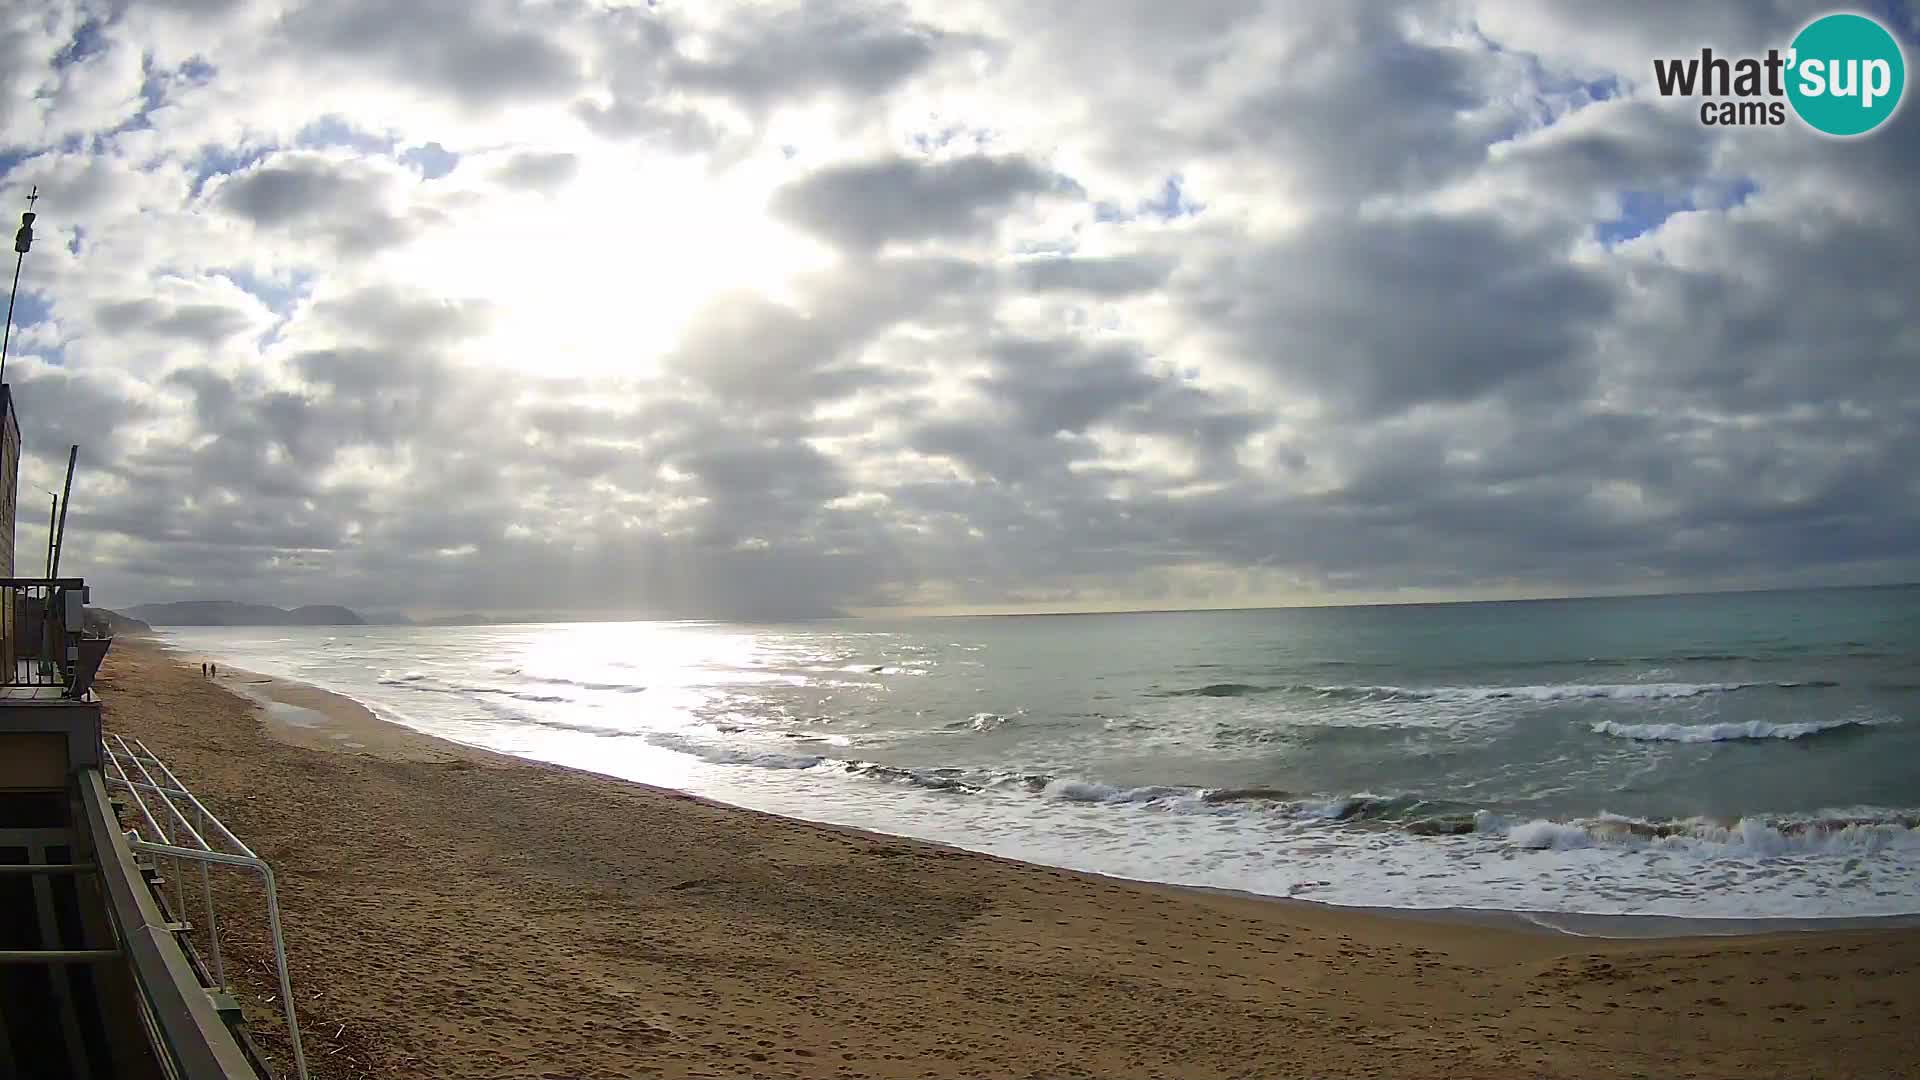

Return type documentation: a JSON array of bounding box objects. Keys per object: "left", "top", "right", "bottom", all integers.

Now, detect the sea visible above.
[{"left": 163, "top": 585, "right": 1920, "bottom": 928}]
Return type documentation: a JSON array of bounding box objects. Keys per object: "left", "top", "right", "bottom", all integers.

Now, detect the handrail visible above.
[
  {"left": 0, "top": 576, "right": 93, "bottom": 692},
  {"left": 103, "top": 734, "right": 308, "bottom": 1080},
  {"left": 77, "top": 769, "right": 260, "bottom": 1079}
]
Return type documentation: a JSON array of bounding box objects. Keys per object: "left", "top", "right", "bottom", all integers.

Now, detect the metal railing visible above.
[
  {"left": 103, "top": 733, "right": 308, "bottom": 1080},
  {"left": 0, "top": 576, "right": 106, "bottom": 695},
  {"left": 77, "top": 770, "right": 260, "bottom": 1079}
]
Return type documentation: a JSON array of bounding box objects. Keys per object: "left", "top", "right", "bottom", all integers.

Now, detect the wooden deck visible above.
[
  {"left": 0, "top": 683, "right": 74, "bottom": 701},
  {"left": 1, "top": 658, "right": 81, "bottom": 700}
]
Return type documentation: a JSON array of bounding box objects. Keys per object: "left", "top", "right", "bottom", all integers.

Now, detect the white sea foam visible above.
[
  {"left": 1041, "top": 778, "right": 1194, "bottom": 805},
  {"left": 161, "top": 623, "right": 1920, "bottom": 922},
  {"left": 1497, "top": 811, "right": 1916, "bottom": 855},
  {"left": 1176, "top": 680, "right": 1837, "bottom": 702},
  {"left": 1592, "top": 717, "right": 1876, "bottom": 742},
  {"left": 1506, "top": 820, "right": 1597, "bottom": 850},
  {"left": 1440, "top": 681, "right": 1830, "bottom": 702}
]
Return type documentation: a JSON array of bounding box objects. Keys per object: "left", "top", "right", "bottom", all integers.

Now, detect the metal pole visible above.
[
  {"left": 196, "top": 801, "right": 225, "bottom": 988},
  {"left": 44, "top": 494, "right": 56, "bottom": 577},
  {"left": 258, "top": 861, "right": 308, "bottom": 1080},
  {"left": 50, "top": 444, "right": 76, "bottom": 577},
  {"left": 128, "top": 838, "right": 310, "bottom": 1080},
  {"left": 1, "top": 187, "right": 37, "bottom": 388},
  {"left": 0, "top": 250, "right": 22, "bottom": 386}
]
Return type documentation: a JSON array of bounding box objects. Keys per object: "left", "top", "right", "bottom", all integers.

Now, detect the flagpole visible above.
[{"left": 1, "top": 186, "right": 40, "bottom": 388}]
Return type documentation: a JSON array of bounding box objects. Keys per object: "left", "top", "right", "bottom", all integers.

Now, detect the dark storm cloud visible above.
[{"left": 771, "top": 154, "right": 1070, "bottom": 252}]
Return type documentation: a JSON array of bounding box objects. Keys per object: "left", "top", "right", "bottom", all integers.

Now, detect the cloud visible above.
[
  {"left": 671, "top": 0, "right": 958, "bottom": 108},
  {"left": 276, "top": 0, "right": 584, "bottom": 109},
  {"left": 0, "top": 0, "right": 1912, "bottom": 618},
  {"left": 1013, "top": 254, "right": 1174, "bottom": 296},
  {"left": 492, "top": 151, "right": 580, "bottom": 191},
  {"left": 771, "top": 154, "right": 1069, "bottom": 252},
  {"left": 1194, "top": 212, "right": 1617, "bottom": 418},
  {"left": 211, "top": 151, "right": 427, "bottom": 256}
]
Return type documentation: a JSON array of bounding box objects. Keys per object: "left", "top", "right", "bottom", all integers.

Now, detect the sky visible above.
[{"left": 0, "top": 0, "right": 1916, "bottom": 620}]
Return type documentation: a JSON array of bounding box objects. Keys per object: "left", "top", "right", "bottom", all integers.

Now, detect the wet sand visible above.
[{"left": 99, "top": 639, "right": 1920, "bottom": 1079}]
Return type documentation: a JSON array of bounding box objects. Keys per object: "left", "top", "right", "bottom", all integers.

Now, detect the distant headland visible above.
[{"left": 122, "top": 601, "right": 369, "bottom": 627}]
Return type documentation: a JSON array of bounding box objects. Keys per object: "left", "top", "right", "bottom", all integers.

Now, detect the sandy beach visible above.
[{"left": 97, "top": 638, "right": 1920, "bottom": 1079}]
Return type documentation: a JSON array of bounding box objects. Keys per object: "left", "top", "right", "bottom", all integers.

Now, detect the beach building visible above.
[{"left": 0, "top": 200, "right": 287, "bottom": 1077}]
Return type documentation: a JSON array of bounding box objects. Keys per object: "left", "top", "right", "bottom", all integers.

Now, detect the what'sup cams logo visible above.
[{"left": 1653, "top": 11, "right": 1907, "bottom": 136}]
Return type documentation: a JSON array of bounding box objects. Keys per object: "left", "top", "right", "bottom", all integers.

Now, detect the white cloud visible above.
[{"left": 0, "top": 0, "right": 1913, "bottom": 617}]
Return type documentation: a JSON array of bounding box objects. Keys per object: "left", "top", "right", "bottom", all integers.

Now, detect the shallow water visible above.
[{"left": 166, "top": 585, "right": 1920, "bottom": 921}]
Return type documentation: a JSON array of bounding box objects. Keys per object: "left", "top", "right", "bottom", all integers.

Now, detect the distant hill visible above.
[
  {"left": 125, "top": 601, "right": 367, "bottom": 627},
  {"left": 82, "top": 607, "right": 152, "bottom": 637}
]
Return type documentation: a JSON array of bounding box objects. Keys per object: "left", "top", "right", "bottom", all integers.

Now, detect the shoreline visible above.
[
  {"left": 98, "top": 636, "right": 1920, "bottom": 1079},
  {"left": 160, "top": 633, "right": 1920, "bottom": 941}
]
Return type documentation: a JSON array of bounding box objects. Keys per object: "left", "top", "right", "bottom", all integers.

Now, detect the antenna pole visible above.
[
  {"left": 1, "top": 186, "right": 39, "bottom": 387},
  {"left": 50, "top": 444, "right": 75, "bottom": 578},
  {"left": 44, "top": 494, "right": 57, "bottom": 577}
]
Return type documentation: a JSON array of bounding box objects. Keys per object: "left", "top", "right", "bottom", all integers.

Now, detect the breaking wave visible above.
[
  {"left": 628, "top": 737, "right": 1920, "bottom": 859},
  {"left": 1159, "top": 680, "right": 1839, "bottom": 702},
  {"left": 1498, "top": 813, "right": 1920, "bottom": 854},
  {"left": 1592, "top": 717, "right": 1884, "bottom": 743},
  {"left": 375, "top": 669, "right": 645, "bottom": 699}
]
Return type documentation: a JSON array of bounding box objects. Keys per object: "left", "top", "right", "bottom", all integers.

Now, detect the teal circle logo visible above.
[{"left": 1787, "top": 13, "right": 1907, "bottom": 136}]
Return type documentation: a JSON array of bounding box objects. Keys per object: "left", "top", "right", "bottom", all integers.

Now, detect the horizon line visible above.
[{"left": 114, "top": 578, "right": 1920, "bottom": 625}]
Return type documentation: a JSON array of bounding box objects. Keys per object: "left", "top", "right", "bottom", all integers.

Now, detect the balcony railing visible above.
[{"left": 0, "top": 577, "right": 109, "bottom": 697}]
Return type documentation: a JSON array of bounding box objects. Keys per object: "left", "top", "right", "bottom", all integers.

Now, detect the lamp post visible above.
[{"left": 1, "top": 186, "right": 40, "bottom": 388}]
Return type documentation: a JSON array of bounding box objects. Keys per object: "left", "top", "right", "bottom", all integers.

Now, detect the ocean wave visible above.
[
  {"left": 1160, "top": 680, "right": 1839, "bottom": 703},
  {"left": 557, "top": 728, "right": 1920, "bottom": 861},
  {"left": 526, "top": 675, "right": 649, "bottom": 693},
  {"left": 1041, "top": 779, "right": 1196, "bottom": 804},
  {"left": 830, "top": 764, "right": 1476, "bottom": 827},
  {"left": 644, "top": 733, "right": 824, "bottom": 770},
  {"left": 1499, "top": 813, "right": 1920, "bottom": 854},
  {"left": 938, "top": 711, "right": 1015, "bottom": 733},
  {"left": 377, "top": 670, "right": 644, "bottom": 699},
  {"left": 1591, "top": 717, "right": 1883, "bottom": 743},
  {"left": 1455, "top": 680, "right": 1838, "bottom": 701},
  {"left": 843, "top": 762, "right": 1000, "bottom": 792}
]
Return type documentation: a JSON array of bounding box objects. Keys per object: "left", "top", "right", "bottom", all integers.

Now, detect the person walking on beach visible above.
[
  {"left": 202, "top": 662, "right": 208, "bottom": 677},
  {"left": 210, "top": 662, "right": 218, "bottom": 678}
]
